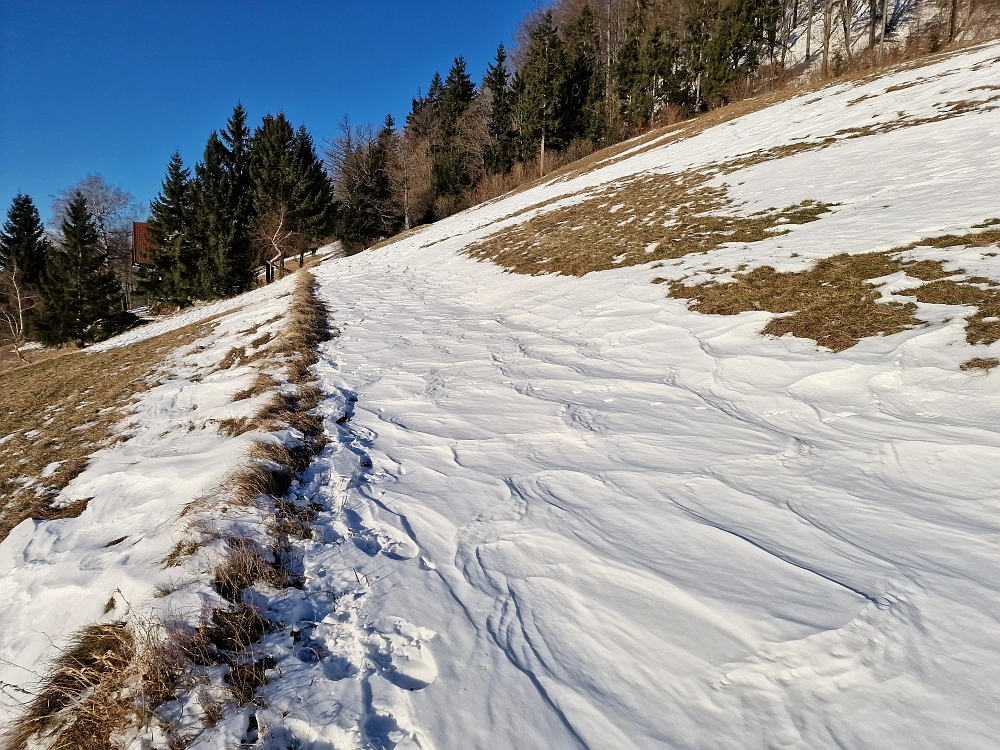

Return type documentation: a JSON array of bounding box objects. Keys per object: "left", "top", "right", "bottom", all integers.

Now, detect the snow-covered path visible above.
[{"left": 290, "top": 239, "right": 1000, "bottom": 748}]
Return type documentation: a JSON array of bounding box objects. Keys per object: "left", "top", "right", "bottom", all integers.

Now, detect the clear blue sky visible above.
[{"left": 0, "top": 0, "right": 539, "bottom": 222}]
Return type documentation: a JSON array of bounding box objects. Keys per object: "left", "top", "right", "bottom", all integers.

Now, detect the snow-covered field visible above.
[{"left": 4, "top": 43, "right": 1000, "bottom": 750}]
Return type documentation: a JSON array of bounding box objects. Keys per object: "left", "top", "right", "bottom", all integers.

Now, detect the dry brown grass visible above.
[
  {"left": 231, "top": 373, "right": 277, "bottom": 402},
  {"left": 667, "top": 227, "right": 1000, "bottom": 350},
  {"left": 961, "top": 356, "right": 1000, "bottom": 371},
  {"left": 666, "top": 253, "right": 927, "bottom": 351},
  {"left": 0, "top": 319, "right": 220, "bottom": 543},
  {"left": 466, "top": 162, "right": 832, "bottom": 276},
  {"left": 4, "top": 622, "right": 135, "bottom": 750},
  {"left": 212, "top": 537, "right": 287, "bottom": 602}
]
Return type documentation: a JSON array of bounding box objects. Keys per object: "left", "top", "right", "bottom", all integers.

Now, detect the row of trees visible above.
[
  {"left": 143, "top": 105, "right": 333, "bottom": 307},
  {"left": 327, "top": 0, "right": 788, "bottom": 248},
  {"left": 0, "top": 192, "right": 134, "bottom": 352}
]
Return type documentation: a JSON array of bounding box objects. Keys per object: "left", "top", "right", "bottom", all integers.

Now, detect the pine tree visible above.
[
  {"left": 192, "top": 105, "right": 256, "bottom": 298},
  {"left": 483, "top": 44, "right": 515, "bottom": 174},
  {"left": 432, "top": 57, "right": 478, "bottom": 199},
  {"left": 0, "top": 193, "right": 50, "bottom": 288},
  {"left": 562, "top": 5, "right": 604, "bottom": 143},
  {"left": 36, "top": 193, "right": 134, "bottom": 346},
  {"left": 513, "top": 11, "right": 569, "bottom": 169},
  {"left": 144, "top": 153, "right": 199, "bottom": 307}
]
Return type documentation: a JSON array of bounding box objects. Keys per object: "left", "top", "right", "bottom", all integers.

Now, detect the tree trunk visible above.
[
  {"left": 841, "top": 0, "right": 854, "bottom": 61},
  {"left": 807, "top": 0, "right": 815, "bottom": 60},
  {"left": 823, "top": 0, "right": 834, "bottom": 75},
  {"left": 869, "top": 0, "right": 877, "bottom": 49},
  {"left": 540, "top": 129, "right": 546, "bottom": 178},
  {"left": 948, "top": 0, "right": 958, "bottom": 40},
  {"left": 879, "top": 0, "right": 888, "bottom": 61}
]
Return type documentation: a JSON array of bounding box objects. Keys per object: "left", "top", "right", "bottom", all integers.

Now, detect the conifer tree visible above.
[
  {"left": 193, "top": 105, "right": 256, "bottom": 298},
  {"left": 0, "top": 193, "right": 50, "bottom": 352},
  {"left": 483, "top": 44, "right": 515, "bottom": 174},
  {"left": 217, "top": 104, "right": 255, "bottom": 294},
  {"left": 36, "top": 194, "right": 134, "bottom": 346},
  {"left": 290, "top": 125, "right": 335, "bottom": 241},
  {"left": 562, "top": 6, "right": 604, "bottom": 143},
  {"left": 0, "top": 193, "right": 50, "bottom": 288},
  {"left": 432, "top": 57, "right": 478, "bottom": 199},
  {"left": 513, "top": 11, "right": 569, "bottom": 167},
  {"left": 251, "top": 114, "right": 333, "bottom": 274},
  {"left": 144, "top": 153, "right": 199, "bottom": 307},
  {"left": 192, "top": 132, "right": 229, "bottom": 297}
]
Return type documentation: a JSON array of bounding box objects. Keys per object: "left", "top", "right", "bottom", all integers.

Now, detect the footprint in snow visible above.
[{"left": 369, "top": 616, "right": 438, "bottom": 691}]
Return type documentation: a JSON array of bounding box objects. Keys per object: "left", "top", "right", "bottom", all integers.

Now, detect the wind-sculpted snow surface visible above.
[{"left": 237, "top": 43, "right": 1000, "bottom": 749}]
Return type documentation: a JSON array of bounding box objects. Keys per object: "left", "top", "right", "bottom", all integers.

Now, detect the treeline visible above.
[
  {"left": 0, "top": 192, "right": 135, "bottom": 352},
  {"left": 143, "top": 105, "right": 332, "bottom": 307},
  {"left": 327, "top": 0, "right": 784, "bottom": 248},
  {"left": 0, "top": 106, "right": 333, "bottom": 353}
]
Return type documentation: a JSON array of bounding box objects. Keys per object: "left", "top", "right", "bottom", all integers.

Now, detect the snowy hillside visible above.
[{"left": 4, "top": 42, "right": 1000, "bottom": 750}]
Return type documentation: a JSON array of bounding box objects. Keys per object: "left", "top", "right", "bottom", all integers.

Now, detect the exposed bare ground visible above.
[{"left": 666, "top": 228, "right": 1000, "bottom": 351}]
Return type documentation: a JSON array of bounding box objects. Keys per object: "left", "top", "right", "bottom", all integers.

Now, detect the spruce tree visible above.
[
  {"left": 144, "top": 153, "right": 199, "bottom": 307},
  {"left": 36, "top": 194, "right": 134, "bottom": 346},
  {"left": 562, "top": 6, "right": 604, "bottom": 143},
  {"left": 0, "top": 193, "right": 50, "bottom": 288},
  {"left": 251, "top": 114, "right": 334, "bottom": 269},
  {"left": 290, "top": 124, "right": 335, "bottom": 242},
  {"left": 192, "top": 132, "right": 229, "bottom": 298},
  {"left": 192, "top": 105, "right": 256, "bottom": 298},
  {"left": 218, "top": 104, "right": 255, "bottom": 294},
  {"left": 432, "top": 57, "right": 478, "bottom": 199},
  {"left": 513, "top": 11, "right": 569, "bottom": 164},
  {"left": 483, "top": 44, "right": 515, "bottom": 174}
]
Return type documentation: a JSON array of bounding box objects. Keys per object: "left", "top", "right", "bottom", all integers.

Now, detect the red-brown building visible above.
[{"left": 132, "top": 221, "right": 151, "bottom": 265}]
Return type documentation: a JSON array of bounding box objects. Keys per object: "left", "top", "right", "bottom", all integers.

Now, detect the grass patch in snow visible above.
[
  {"left": 666, "top": 228, "right": 1000, "bottom": 351},
  {"left": 960, "top": 356, "right": 1000, "bottom": 372},
  {"left": 0, "top": 319, "right": 220, "bottom": 543},
  {"left": 4, "top": 622, "right": 135, "bottom": 750},
  {"left": 466, "top": 165, "right": 832, "bottom": 276}
]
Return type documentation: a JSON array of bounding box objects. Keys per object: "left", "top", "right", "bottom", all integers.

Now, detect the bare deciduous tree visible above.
[
  {"left": 0, "top": 267, "right": 37, "bottom": 362},
  {"left": 253, "top": 206, "right": 302, "bottom": 282}
]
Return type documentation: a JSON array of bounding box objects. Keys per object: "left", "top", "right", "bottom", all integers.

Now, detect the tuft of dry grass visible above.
[
  {"left": 4, "top": 622, "right": 135, "bottom": 750},
  {"left": 211, "top": 538, "right": 287, "bottom": 602},
  {"left": 217, "top": 347, "right": 246, "bottom": 370},
  {"left": 960, "top": 356, "right": 1000, "bottom": 372},
  {"left": 231, "top": 373, "right": 277, "bottom": 402}
]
